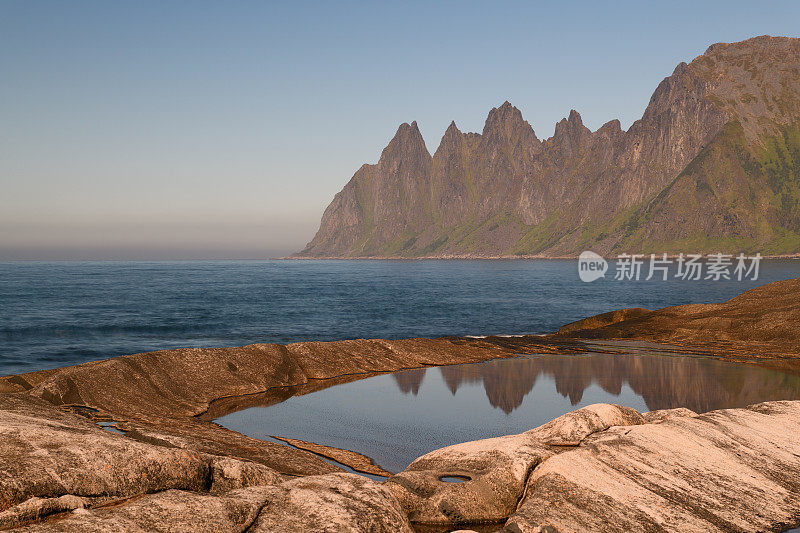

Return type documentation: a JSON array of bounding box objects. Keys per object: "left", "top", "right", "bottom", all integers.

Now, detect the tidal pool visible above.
[{"left": 216, "top": 353, "right": 800, "bottom": 473}]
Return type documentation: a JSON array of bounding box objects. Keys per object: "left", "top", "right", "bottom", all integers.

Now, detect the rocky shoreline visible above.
[{"left": 1, "top": 280, "right": 799, "bottom": 531}]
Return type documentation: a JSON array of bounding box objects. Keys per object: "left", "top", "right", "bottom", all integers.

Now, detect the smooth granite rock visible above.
[
  {"left": 504, "top": 401, "right": 800, "bottom": 532},
  {"left": 526, "top": 403, "right": 645, "bottom": 446},
  {"left": 0, "top": 496, "right": 84, "bottom": 530},
  {"left": 2, "top": 385, "right": 800, "bottom": 531},
  {"left": 0, "top": 394, "right": 211, "bottom": 514},
  {"left": 0, "top": 335, "right": 578, "bottom": 479},
  {"left": 386, "top": 404, "right": 645, "bottom": 524},
  {"left": 1, "top": 278, "right": 800, "bottom": 531},
  {"left": 14, "top": 475, "right": 414, "bottom": 533},
  {"left": 642, "top": 407, "right": 698, "bottom": 423},
  {"left": 249, "top": 473, "right": 413, "bottom": 532},
  {"left": 386, "top": 401, "right": 800, "bottom": 532},
  {"left": 14, "top": 486, "right": 277, "bottom": 532}
]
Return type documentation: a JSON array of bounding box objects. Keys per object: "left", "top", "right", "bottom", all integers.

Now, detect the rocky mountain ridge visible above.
[{"left": 297, "top": 35, "right": 800, "bottom": 258}]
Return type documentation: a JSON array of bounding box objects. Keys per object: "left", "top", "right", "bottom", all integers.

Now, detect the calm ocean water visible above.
[{"left": 1, "top": 259, "right": 799, "bottom": 376}]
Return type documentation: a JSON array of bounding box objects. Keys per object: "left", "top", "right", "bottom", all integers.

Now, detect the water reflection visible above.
[
  {"left": 393, "top": 368, "right": 426, "bottom": 395},
  {"left": 392, "top": 354, "right": 800, "bottom": 414},
  {"left": 217, "top": 354, "right": 800, "bottom": 473}
]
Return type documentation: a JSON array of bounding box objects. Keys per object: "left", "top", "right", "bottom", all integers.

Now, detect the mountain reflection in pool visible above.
[{"left": 215, "top": 354, "right": 800, "bottom": 473}]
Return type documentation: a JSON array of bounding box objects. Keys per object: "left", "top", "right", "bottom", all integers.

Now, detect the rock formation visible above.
[
  {"left": 4, "top": 392, "right": 799, "bottom": 531},
  {"left": 388, "top": 401, "right": 800, "bottom": 532},
  {"left": 1, "top": 278, "right": 799, "bottom": 530},
  {"left": 297, "top": 36, "right": 800, "bottom": 258},
  {"left": 557, "top": 277, "right": 800, "bottom": 356}
]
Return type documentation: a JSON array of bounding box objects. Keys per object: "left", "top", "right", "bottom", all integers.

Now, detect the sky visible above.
[{"left": 2, "top": 1, "right": 799, "bottom": 260}]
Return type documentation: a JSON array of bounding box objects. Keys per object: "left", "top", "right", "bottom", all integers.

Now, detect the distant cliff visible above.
[{"left": 297, "top": 36, "right": 800, "bottom": 258}]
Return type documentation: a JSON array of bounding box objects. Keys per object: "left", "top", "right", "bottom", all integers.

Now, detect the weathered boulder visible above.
[
  {"left": 248, "top": 473, "right": 413, "bottom": 533},
  {"left": 0, "top": 496, "right": 84, "bottom": 530},
  {"left": 14, "top": 486, "right": 277, "bottom": 532},
  {"left": 526, "top": 403, "right": 645, "bottom": 446},
  {"left": 1, "top": 408, "right": 412, "bottom": 533},
  {"left": 8, "top": 471, "right": 411, "bottom": 532},
  {"left": 0, "top": 395, "right": 211, "bottom": 513},
  {"left": 505, "top": 401, "right": 800, "bottom": 532},
  {"left": 385, "top": 401, "right": 800, "bottom": 532},
  {"left": 386, "top": 404, "right": 643, "bottom": 524},
  {"left": 208, "top": 457, "right": 282, "bottom": 494},
  {"left": 642, "top": 406, "right": 698, "bottom": 423},
  {"left": 387, "top": 432, "right": 548, "bottom": 524},
  {"left": 0, "top": 394, "right": 289, "bottom": 529}
]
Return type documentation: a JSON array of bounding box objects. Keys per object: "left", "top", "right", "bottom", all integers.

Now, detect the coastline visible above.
[{"left": 1, "top": 279, "right": 799, "bottom": 531}]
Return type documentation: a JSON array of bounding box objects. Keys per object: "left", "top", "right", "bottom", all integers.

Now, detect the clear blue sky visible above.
[{"left": 2, "top": 1, "right": 799, "bottom": 259}]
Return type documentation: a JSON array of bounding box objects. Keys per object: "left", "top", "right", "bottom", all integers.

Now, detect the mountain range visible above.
[{"left": 297, "top": 36, "right": 800, "bottom": 258}]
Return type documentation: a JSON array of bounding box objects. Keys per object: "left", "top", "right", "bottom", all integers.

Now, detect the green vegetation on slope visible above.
[{"left": 580, "top": 121, "right": 800, "bottom": 255}]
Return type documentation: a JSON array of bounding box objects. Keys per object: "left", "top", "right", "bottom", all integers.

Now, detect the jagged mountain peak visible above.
[
  {"left": 550, "top": 109, "right": 591, "bottom": 156},
  {"left": 484, "top": 101, "right": 524, "bottom": 130},
  {"left": 482, "top": 101, "right": 540, "bottom": 148},
  {"left": 598, "top": 118, "right": 622, "bottom": 133},
  {"left": 298, "top": 36, "right": 800, "bottom": 258},
  {"left": 379, "top": 120, "right": 431, "bottom": 166},
  {"left": 393, "top": 120, "right": 423, "bottom": 139},
  {"left": 433, "top": 120, "right": 464, "bottom": 154},
  {"left": 444, "top": 120, "right": 461, "bottom": 136},
  {"left": 552, "top": 109, "right": 585, "bottom": 133}
]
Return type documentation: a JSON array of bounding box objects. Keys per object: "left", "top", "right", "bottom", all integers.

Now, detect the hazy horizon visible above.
[{"left": 3, "top": 1, "right": 800, "bottom": 260}]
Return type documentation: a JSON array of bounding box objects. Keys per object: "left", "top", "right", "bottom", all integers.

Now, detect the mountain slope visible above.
[{"left": 297, "top": 36, "right": 800, "bottom": 258}]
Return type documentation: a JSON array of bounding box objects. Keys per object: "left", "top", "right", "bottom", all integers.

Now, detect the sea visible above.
[{"left": 1, "top": 259, "right": 799, "bottom": 376}]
